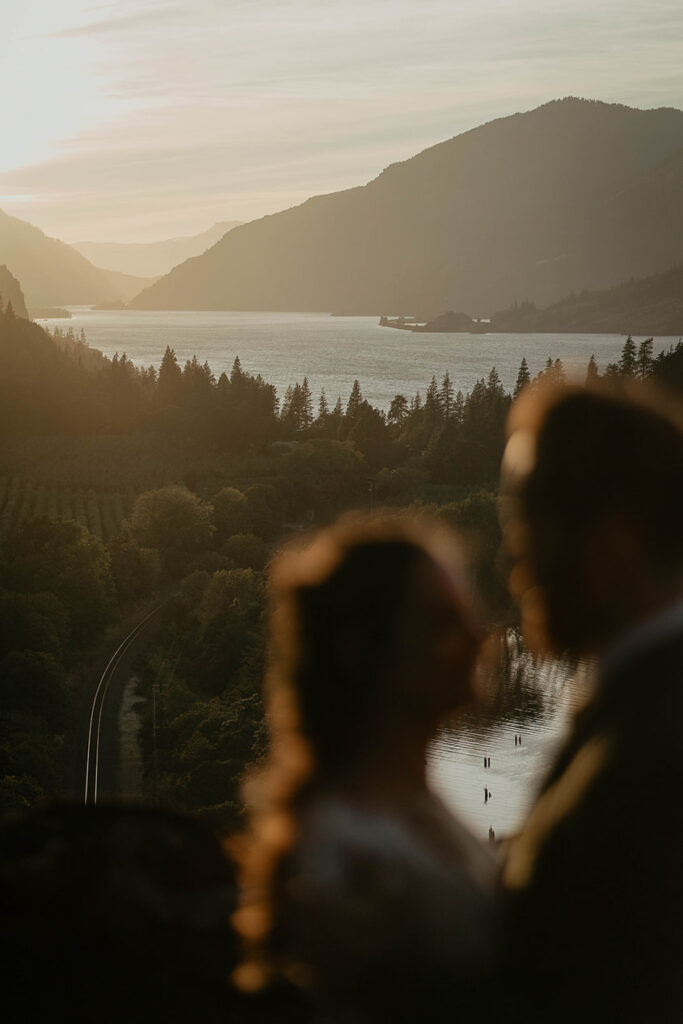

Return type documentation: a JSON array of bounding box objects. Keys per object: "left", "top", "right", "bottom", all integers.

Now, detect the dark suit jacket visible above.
[{"left": 502, "top": 627, "right": 683, "bottom": 1023}]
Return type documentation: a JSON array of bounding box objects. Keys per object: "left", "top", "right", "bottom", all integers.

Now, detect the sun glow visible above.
[
  {"left": 1, "top": 0, "right": 683, "bottom": 241},
  {"left": 0, "top": 1, "right": 142, "bottom": 176}
]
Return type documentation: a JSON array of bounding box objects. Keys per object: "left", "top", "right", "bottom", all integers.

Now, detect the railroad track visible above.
[{"left": 83, "top": 605, "right": 163, "bottom": 805}]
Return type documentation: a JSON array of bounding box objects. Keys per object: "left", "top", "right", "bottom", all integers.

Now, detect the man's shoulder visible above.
[
  {"left": 505, "top": 626, "right": 683, "bottom": 891},
  {"left": 601, "top": 622, "right": 683, "bottom": 710}
]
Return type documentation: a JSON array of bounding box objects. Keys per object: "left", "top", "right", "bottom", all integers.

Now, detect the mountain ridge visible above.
[
  {"left": 129, "top": 98, "right": 683, "bottom": 315},
  {"left": 72, "top": 221, "right": 242, "bottom": 278},
  {"left": 0, "top": 210, "right": 155, "bottom": 308}
]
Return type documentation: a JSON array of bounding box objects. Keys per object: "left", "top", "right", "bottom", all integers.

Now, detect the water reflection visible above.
[{"left": 428, "top": 631, "right": 590, "bottom": 839}]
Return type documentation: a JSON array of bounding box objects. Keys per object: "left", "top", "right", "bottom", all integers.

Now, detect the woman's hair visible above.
[{"left": 233, "top": 513, "right": 465, "bottom": 991}]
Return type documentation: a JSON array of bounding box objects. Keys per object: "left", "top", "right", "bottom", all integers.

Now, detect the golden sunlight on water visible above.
[{"left": 39, "top": 308, "right": 676, "bottom": 413}]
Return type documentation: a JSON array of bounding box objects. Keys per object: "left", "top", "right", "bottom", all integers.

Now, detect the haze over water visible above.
[{"left": 43, "top": 308, "right": 677, "bottom": 410}]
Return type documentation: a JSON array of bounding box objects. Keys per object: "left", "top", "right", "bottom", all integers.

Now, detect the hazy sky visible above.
[{"left": 1, "top": 0, "right": 682, "bottom": 243}]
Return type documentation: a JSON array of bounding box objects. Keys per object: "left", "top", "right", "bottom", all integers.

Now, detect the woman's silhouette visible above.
[{"left": 235, "top": 515, "right": 496, "bottom": 1021}]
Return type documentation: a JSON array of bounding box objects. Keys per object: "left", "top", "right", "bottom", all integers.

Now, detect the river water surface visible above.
[
  {"left": 41, "top": 308, "right": 677, "bottom": 412},
  {"left": 428, "top": 659, "right": 589, "bottom": 840}
]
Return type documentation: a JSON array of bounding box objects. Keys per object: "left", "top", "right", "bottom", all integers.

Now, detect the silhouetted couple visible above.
[{"left": 235, "top": 382, "right": 683, "bottom": 1023}]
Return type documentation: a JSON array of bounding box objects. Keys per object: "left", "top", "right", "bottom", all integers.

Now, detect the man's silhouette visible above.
[{"left": 500, "top": 383, "right": 683, "bottom": 1023}]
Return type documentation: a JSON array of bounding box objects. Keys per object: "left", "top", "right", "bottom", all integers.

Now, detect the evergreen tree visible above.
[
  {"left": 535, "top": 356, "right": 564, "bottom": 385},
  {"left": 439, "top": 372, "right": 455, "bottom": 419},
  {"left": 157, "top": 345, "right": 183, "bottom": 404},
  {"left": 317, "top": 388, "right": 330, "bottom": 421},
  {"left": 280, "top": 385, "right": 294, "bottom": 424},
  {"left": 424, "top": 375, "right": 443, "bottom": 424},
  {"left": 346, "top": 379, "right": 363, "bottom": 419},
  {"left": 202, "top": 360, "right": 216, "bottom": 388},
  {"left": 513, "top": 357, "right": 530, "bottom": 397},
  {"left": 301, "top": 377, "right": 314, "bottom": 429},
  {"left": 618, "top": 336, "right": 638, "bottom": 377},
  {"left": 332, "top": 396, "right": 344, "bottom": 418},
  {"left": 291, "top": 382, "right": 303, "bottom": 430},
  {"left": 216, "top": 371, "right": 230, "bottom": 398},
  {"left": 282, "top": 383, "right": 309, "bottom": 431},
  {"left": 637, "top": 337, "right": 654, "bottom": 380},
  {"left": 230, "top": 355, "right": 243, "bottom": 384},
  {"left": 453, "top": 390, "right": 465, "bottom": 424},
  {"left": 388, "top": 394, "right": 409, "bottom": 427},
  {"left": 586, "top": 353, "right": 599, "bottom": 383},
  {"left": 487, "top": 366, "right": 505, "bottom": 397}
]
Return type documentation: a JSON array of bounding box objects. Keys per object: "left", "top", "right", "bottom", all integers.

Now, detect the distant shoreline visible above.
[
  {"left": 31, "top": 307, "right": 72, "bottom": 320},
  {"left": 32, "top": 306, "right": 680, "bottom": 338}
]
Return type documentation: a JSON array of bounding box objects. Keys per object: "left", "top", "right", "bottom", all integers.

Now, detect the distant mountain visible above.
[
  {"left": 97, "top": 268, "right": 158, "bottom": 304},
  {"left": 130, "top": 99, "right": 683, "bottom": 315},
  {"left": 491, "top": 265, "right": 683, "bottom": 335},
  {"left": 0, "top": 210, "right": 153, "bottom": 309},
  {"left": 0, "top": 265, "right": 29, "bottom": 319},
  {"left": 73, "top": 222, "right": 242, "bottom": 278}
]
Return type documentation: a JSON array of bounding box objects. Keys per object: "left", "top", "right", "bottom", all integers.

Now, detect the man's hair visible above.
[{"left": 507, "top": 382, "right": 683, "bottom": 572}]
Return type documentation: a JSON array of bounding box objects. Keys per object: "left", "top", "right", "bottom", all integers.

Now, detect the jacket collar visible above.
[{"left": 599, "top": 596, "right": 683, "bottom": 684}]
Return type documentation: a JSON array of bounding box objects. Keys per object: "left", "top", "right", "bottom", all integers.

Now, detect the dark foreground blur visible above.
[{"left": 0, "top": 804, "right": 307, "bottom": 1024}]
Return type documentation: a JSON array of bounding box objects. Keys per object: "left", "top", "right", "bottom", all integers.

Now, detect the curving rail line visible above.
[{"left": 83, "top": 605, "right": 162, "bottom": 805}]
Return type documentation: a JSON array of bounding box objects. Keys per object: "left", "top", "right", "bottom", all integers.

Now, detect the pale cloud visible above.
[
  {"left": 45, "top": 4, "right": 186, "bottom": 38},
  {"left": 1, "top": 0, "right": 682, "bottom": 241}
]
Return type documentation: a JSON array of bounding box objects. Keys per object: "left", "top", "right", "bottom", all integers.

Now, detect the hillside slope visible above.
[
  {"left": 73, "top": 221, "right": 242, "bottom": 278},
  {"left": 0, "top": 265, "right": 29, "bottom": 318},
  {"left": 0, "top": 210, "right": 152, "bottom": 308},
  {"left": 492, "top": 264, "right": 683, "bottom": 335},
  {"left": 130, "top": 98, "right": 683, "bottom": 315}
]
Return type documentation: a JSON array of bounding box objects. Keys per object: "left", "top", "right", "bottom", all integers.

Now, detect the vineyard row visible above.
[{"left": 0, "top": 477, "right": 134, "bottom": 545}]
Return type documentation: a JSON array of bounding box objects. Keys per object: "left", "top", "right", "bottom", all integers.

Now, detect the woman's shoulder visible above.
[
  {"left": 293, "top": 792, "right": 494, "bottom": 895},
  {"left": 281, "top": 793, "right": 496, "bottom": 991}
]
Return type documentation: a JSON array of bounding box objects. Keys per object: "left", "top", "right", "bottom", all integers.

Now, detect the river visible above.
[
  {"left": 428, "top": 649, "right": 590, "bottom": 840},
  {"left": 39, "top": 308, "right": 677, "bottom": 412}
]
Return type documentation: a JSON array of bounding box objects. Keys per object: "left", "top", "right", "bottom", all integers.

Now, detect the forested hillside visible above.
[{"left": 491, "top": 264, "right": 683, "bottom": 335}]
